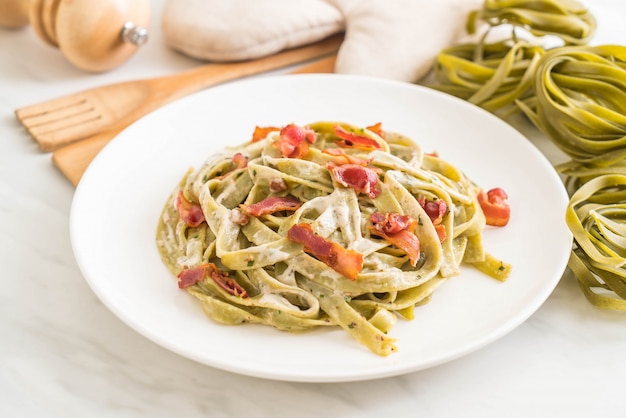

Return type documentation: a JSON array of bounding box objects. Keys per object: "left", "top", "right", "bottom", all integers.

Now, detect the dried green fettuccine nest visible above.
[
  {"left": 431, "top": 0, "right": 596, "bottom": 117},
  {"left": 517, "top": 45, "right": 626, "bottom": 161},
  {"left": 566, "top": 174, "right": 626, "bottom": 310},
  {"left": 434, "top": 40, "right": 544, "bottom": 117},
  {"left": 467, "top": 0, "right": 596, "bottom": 45}
]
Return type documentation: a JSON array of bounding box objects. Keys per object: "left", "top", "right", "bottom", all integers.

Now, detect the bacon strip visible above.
[
  {"left": 365, "top": 122, "right": 384, "bottom": 137},
  {"left": 209, "top": 266, "right": 249, "bottom": 298},
  {"left": 329, "top": 164, "right": 381, "bottom": 199},
  {"left": 287, "top": 223, "right": 363, "bottom": 280},
  {"left": 240, "top": 195, "right": 302, "bottom": 217},
  {"left": 369, "top": 212, "right": 420, "bottom": 267},
  {"left": 477, "top": 187, "right": 510, "bottom": 227},
  {"left": 175, "top": 191, "right": 205, "bottom": 227},
  {"left": 214, "top": 153, "right": 249, "bottom": 180},
  {"left": 232, "top": 152, "right": 248, "bottom": 169},
  {"left": 269, "top": 178, "right": 288, "bottom": 193},
  {"left": 177, "top": 264, "right": 206, "bottom": 289},
  {"left": 251, "top": 126, "right": 280, "bottom": 142},
  {"left": 370, "top": 212, "right": 414, "bottom": 234},
  {"left": 334, "top": 125, "right": 382, "bottom": 150},
  {"left": 322, "top": 148, "right": 372, "bottom": 166},
  {"left": 229, "top": 208, "right": 250, "bottom": 226},
  {"left": 433, "top": 224, "right": 446, "bottom": 243},
  {"left": 418, "top": 197, "right": 447, "bottom": 224},
  {"left": 177, "top": 263, "right": 248, "bottom": 298},
  {"left": 275, "top": 123, "right": 316, "bottom": 158},
  {"left": 418, "top": 197, "right": 448, "bottom": 242}
]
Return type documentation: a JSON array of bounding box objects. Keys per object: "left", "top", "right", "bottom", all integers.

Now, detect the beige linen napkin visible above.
[{"left": 162, "top": 0, "right": 482, "bottom": 82}]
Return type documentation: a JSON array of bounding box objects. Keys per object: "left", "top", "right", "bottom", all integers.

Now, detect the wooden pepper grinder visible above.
[{"left": 0, "top": 0, "right": 150, "bottom": 72}]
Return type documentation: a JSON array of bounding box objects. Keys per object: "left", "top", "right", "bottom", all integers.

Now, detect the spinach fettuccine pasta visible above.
[{"left": 156, "top": 121, "right": 511, "bottom": 355}]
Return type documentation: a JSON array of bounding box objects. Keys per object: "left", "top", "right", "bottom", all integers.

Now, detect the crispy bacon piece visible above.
[
  {"left": 229, "top": 208, "right": 250, "bottom": 225},
  {"left": 209, "top": 266, "right": 249, "bottom": 298},
  {"left": 370, "top": 212, "right": 414, "bottom": 234},
  {"left": 287, "top": 223, "right": 363, "bottom": 280},
  {"left": 418, "top": 197, "right": 447, "bottom": 225},
  {"left": 333, "top": 125, "right": 382, "bottom": 150},
  {"left": 251, "top": 126, "right": 280, "bottom": 142},
  {"left": 274, "top": 123, "right": 316, "bottom": 158},
  {"left": 365, "top": 122, "right": 384, "bottom": 137},
  {"left": 269, "top": 178, "right": 288, "bottom": 193},
  {"left": 477, "top": 187, "right": 510, "bottom": 227},
  {"left": 177, "top": 263, "right": 248, "bottom": 298},
  {"left": 434, "top": 224, "right": 446, "bottom": 243},
  {"left": 329, "top": 164, "right": 381, "bottom": 199},
  {"left": 418, "top": 197, "right": 447, "bottom": 242},
  {"left": 240, "top": 195, "right": 302, "bottom": 217},
  {"left": 369, "top": 212, "right": 420, "bottom": 267},
  {"left": 214, "top": 153, "right": 248, "bottom": 180},
  {"left": 232, "top": 152, "right": 248, "bottom": 169},
  {"left": 175, "top": 191, "right": 205, "bottom": 227},
  {"left": 322, "top": 148, "right": 372, "bottom": 166},
  {"left": 239, "top": 196, "right": 302, "bottom": 217},
  {"left": 177, "top": 265, "right": 206, "bottom": 288}
]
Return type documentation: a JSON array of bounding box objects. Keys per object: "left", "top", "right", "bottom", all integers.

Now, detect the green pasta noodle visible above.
[
  {"left": 156, "top": 121, "right": 511, "bottom": 355},
  {"left": 432, "top": 0, "right": 596, "bottom": 118},
  {"left": 467, "top": 0, "right": 596, "bottom": 45},
  {"left": 565, "top": 174, "right": 626, "bottom": 310},
  {"left": 434, "top": 40, "right": 544, "bottom": 117},
  {"left": 518, "top": 45, "right": 626, "bottom": 162}
]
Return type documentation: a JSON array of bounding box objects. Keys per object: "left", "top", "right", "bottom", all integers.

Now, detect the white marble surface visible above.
[{"left": 2, "top": 1, "right": 625, "bottom": 417}]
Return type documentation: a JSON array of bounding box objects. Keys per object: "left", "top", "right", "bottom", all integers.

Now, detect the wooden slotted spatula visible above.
[
  {"left": 51, "top": 55, "right": 338, "bottom": 186},
  {"left": 16, "top": 33, "right": 343, "bottom": 152}
]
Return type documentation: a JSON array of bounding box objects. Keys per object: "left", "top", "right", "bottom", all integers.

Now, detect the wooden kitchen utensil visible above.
[
  {"left": 0, "top": 0, "right": 150, "bottom": 72},
  {"left": 16, "top": 33, "right": 343, "bottom": 153},
  {"left": 51, "top": 55, "right": 338, "bottom": 186}
]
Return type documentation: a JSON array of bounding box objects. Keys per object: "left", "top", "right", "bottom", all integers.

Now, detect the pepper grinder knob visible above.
[
  {"left": 0, "top": 0, "right": 150, "bottom": 72},
  {"left": 0, "top": 0, "right": 29, "bottom": 28},
  {"left": 122, "top": 21, "right": 149, "bottom": 46}
]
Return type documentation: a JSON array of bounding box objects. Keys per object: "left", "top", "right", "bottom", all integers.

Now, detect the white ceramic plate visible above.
[{"left": 71, "top": 74, "right": 571, "bottom": 382}]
